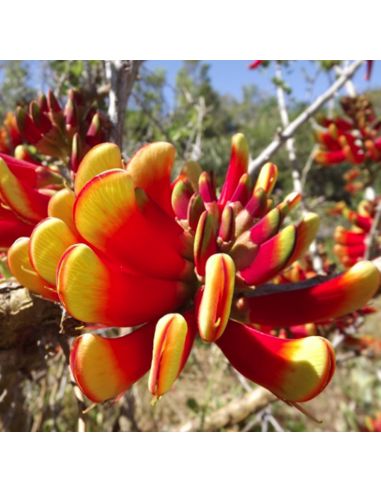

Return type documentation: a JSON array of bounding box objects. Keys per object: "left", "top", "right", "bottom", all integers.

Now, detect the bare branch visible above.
[
  {"left": 249, "top": 60, "right": 364, "bottom": 174},
  {"left": 176, "top": 387, "right": 275, "bottom": 432},
  {"left": 105, "top": 60, "right": 143, "bottom": 148}
]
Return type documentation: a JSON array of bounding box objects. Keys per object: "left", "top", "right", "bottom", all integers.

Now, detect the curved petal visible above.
[
  {"left": 74, "top": 169, "right": 192, "bottom": 280},
  {"left": 0, "top": 208, "right": 34, "bottom": 249},
  {"left": 70, "top": 323, "right": 155, "bottom": 403},
  {"left": 233, "top": 261, "right": 380, "bottom": 326},
  {"left": 197, "top": 254, "right": 235, "bottom": 342},
  {"left": 47, "top": 188, "right": 76, "bottom": 232},
  {"left": 217, "top": 321, "right": 335, "bottom": 402},
  {"left": 126, "top": 142, "right": 176, "bottom": 214},
  {"left": 7, "top": 237, "right": 58, "bottom": 301},
  {"left": 29, "top": 217, "right": 78, "bottom": 285},
  {"left": 253, "top": 162, "right": 278, "bottom": 195},
  {"left": 219, "top": 133, "right": 249, "bottom": 207},
  {"left": 57, "top": 243, "right": 192, "bottom": 326},
  {"left": 74, "top": 142, "right": 123, "bottom": 194},
  {"left": 249, "top": 207, "right": 281, "bottom": 245},
  {"left": 239, "top": 225, "right": 296, "bottom": 285},
  {"left": 0, "top": 158, "right": 50, "bottom": 222},
  {"left": 285, "top": 213, "right": 319, "bottom": 266},
  {"left": 148, "top": 311, "right": 196, "bottom": 397}
]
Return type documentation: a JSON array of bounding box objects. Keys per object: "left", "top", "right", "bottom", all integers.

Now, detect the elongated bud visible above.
[
  {"left": 235, "top": 188, "right": 267, "bottom": 236},
  {"left": 229, "top": 172, "right": 251, "bottom": 206},
  {"left": 38, "top": 93, "right": 48, "bottom": 112},
  {"left": 148, "top": 313, "right": 189, "bottom": 397},
  {"left": 193, "top": 210, "right": 218, "bottom": 276},
  {"left": 16, "top": 107, "right": 42, "bottom": 144},
  {"left": 219, "top": 133, "right": 249, "bottom": 206},
  {"left": 198, "top": 171, "right": 217, "bottom": 203},
  {"left": 171, "top": 178, "right": 194, "bottom": 220},
  {"left": 70, "top": 133, "right": 83, "bottom": 172},
  {"left": 29, "top": 100, "right": 51, "bottom": 133},
  {"left": 86, "top": 112, "right": 104, "bottom": 146},
  {"left": 65, "top": 96, "right": 78, "bottom": 128},
  {"left": 218, "top": 205, "right": 235, "bottom": 243},
  {"left": 254, "top": 162, "right": 278, "bottom": 194},
  {"left": 277, "top": 192, "right": 301, "bottom": 219},
  {"left": 47, "top": 90, "right": 61, "bottom": 113},
  {"left": 179, "top": 161, "right": 202, "bottom": 191},
  {"left": 197, "top": 253, "right": 235, "bottom": 342},
  {"left": 187, "top": 193, "right": 205, "bottom": 232}
]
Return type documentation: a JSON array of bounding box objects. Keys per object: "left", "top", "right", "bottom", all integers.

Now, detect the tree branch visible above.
[
  {"left": 249, "top": 60, "right": 364, "bottom": 174},
  {"left": 105, "top": 60, "right": 143, "bottom": 148}
]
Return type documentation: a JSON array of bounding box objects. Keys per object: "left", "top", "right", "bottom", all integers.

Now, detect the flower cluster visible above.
[
  {"left": 7, "top": 135, "right": 381, "bottom": 406},
  {"left": 314, "top": 96, "right": 381, "bottom": 171},
  {"left": 332, "top": 199, "right": 379, "bottom": 268},
  {"left": 0, "top": 90, "right": 110, "bottom": 251}
]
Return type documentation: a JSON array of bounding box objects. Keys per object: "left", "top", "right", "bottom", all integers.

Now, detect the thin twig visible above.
[{"left": 249, "top": 60, "right": 364, "bottom": 174}]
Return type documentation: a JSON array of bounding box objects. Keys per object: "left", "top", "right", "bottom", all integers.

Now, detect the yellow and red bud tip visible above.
[
  {"left": 148, "top": 313, "right": 190, "bottom": 397},
  {"left": 126, "top": 142, "right": 176, "bottom": 214},
  {"left": 198, "top": 171, "right": 217, "bottom": 203},
  {"left": 235, "top": 189, "right": 268, "bottom": 237},
  {"left": 171, "top": 178, "right": 194, "bottom": 220},
  {"left": 179, "top": 161, "right": 203, "bottom": 191},
  {"left": 230, "top": 173, "right": 251, "bottom": 205},
  {"left": 254, "top": 162, "right": 278, "bottom": 195},
  {"left": 277, "top": 192, "right": 302, "bottom": 219},
  {"left": 74, "top": 142, "right": 123, "bottom": 194},
  {"left": 193, "top": 210, "right": 218, "bottom": 276},
  {"left": 286, "top": 212, "right": 320, "bottom": 266},
  {"left": 70, "top": 133, "right": 83, "bottom": 172},
  {"left": 187, "top": 192, "right": 205, "bottom": 232},
  {"left": 197, "top": 253, "right": 235, "bottom": 342},
  {"left": 218, "top": 205, "right": 235, "bottom": 243},
  {"left": 219, "top": 133, "right": 249, "bottom": 206}
]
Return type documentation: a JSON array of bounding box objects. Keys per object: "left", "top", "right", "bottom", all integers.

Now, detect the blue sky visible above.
[
  {"left": 5, "top": 60, "right": 380, "bottom": 106},
  {"left": 145, "top": 60, "right": 381, "bottom": 105}
]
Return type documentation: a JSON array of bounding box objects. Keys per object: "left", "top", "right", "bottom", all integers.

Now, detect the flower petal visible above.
[
  {"left": 197, "top": 253, "right": 235, "bottom": 342},
  {"left": 47, "top": 188, "right": 76, "bottom": 232},
  {"left": 7, "top": 237, "right": 58, "bottom": 301},
  {"left": 239, "top": 225, "right": 296, "bottom": 285},
  {"left": 219, "top": 133, "right": 249, "bottom": 207},
  {"left": 148, "top": 312, "right": 196, "bottom": 397},
  {"left": 217, "top": 321, "right": 335, "bottom": 402},
  {"left": 0, "top": 158, "right": 50, "bottom": 222},
  {"left": 126, "top": 142, "right": 176, "bottom": 214},
  {"left": 70, "top": 323, "right": 155, "bottom": 403},
  {"left": 57, "top": 243, "right": 191, "bottom": 326},
  {"left": 0, "top": 207, "right": 34, "bottom": 249},
  {"left": 253, "top": 162, "right": 278, "bottom": 195},
  {"left": 74, "top": 169, "right": 193, "bottom": 280},
  {"left": 74, "top": 142, "right": 123, "bottom": 194},
  {"left": 233, "top": 261, "right": 380, "bottom": 326},
  {"left": 285, "top": 213, "right": 319, "bottom": 266},
  {"left": 29, "top": 217, "right": 78, "bottom": 286}
]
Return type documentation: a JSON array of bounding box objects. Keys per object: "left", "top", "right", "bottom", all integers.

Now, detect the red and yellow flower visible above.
[
  {"left": 332, "top": 199, "right": 378, "bottom": 268},
  {"left": 8, "top": 135, "right": 381, "bottom": 407},
  {"left": 0, "top": 89, "right": 110, "bottom": 250},
  {"left": 314, "top": 96, "right": 381, "bottom": 171}
]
